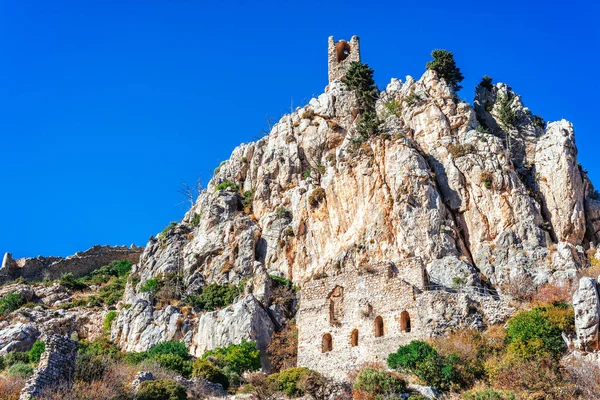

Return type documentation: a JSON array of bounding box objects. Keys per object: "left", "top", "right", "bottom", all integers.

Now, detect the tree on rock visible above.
[{"left": 426, "top": 49, "right": 464, "bottom": 92}]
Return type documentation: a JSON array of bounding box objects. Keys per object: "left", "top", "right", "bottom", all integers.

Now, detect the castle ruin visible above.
[
  {"left": 328, "top": 36, "right": 360, "bottom": 83},
  {"left": 296, "top": 260, "right": 426, "bottom": 379}
]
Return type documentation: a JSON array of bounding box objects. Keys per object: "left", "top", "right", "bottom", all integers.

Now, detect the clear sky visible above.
[{"left": 1, "top": 0, "right": 598, "bottom": 258}]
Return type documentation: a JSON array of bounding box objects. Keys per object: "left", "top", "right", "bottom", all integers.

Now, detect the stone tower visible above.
[{"left": 328, "top": 36, "right": 360, "bottom": 83}]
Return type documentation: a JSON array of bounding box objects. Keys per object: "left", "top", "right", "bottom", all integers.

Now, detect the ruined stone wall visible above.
[
  {"left": 328, "top": 35, "right": 360, "bottom": 83},
  {"left": 297, "top": 261, "right": 425, "bottom": 379},
  {"left": 20, "top": 335, "right": 78, "bottom": 399},
  {"left": 0, "top": 245, "right": 143, "bottom": 284}
]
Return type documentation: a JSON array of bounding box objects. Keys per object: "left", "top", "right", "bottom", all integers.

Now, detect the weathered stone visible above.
[
  {"left": 20, "top": 334, "right": 78, "bottom": 400},
  {"left": 573, "top": 277, "right": 600, "bottom": 351}
]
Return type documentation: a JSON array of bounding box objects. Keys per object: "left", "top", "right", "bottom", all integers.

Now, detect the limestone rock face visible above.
[
  {"left": 573, "top": 277, "right": 600, "bottom": 350},
  {"left": 110, "top": 70, "right": 599, "bottom": 363},
  {"left": 535, "top": 120, "right": 585, "bottom": 244},
  {"left": 188, "top": 295, "right": 274, "bottom": 362}
]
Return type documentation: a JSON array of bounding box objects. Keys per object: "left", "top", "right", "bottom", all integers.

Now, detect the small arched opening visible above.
[
  {"left": 335, "top": 41, "right": 351, "bottom": 62},
  {"left": 328, "top": 286, "right": 344, "bottom": 325},
  {"left": 322, "top": 333, "right": 333, "bottom": 353},
  {"left": 350, "top": 329, "right": 359, "bottom": 347},
  {"left": 374, "top": 316, "right": 384, "bottom": 337},
  {"left": 400, "top": 311, "right": 411, "bottom": 333}
]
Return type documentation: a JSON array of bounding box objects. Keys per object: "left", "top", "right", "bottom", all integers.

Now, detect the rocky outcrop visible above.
[
  {"left": 0, "top": 245, "right": 143, "bottom": 284},
  {"left": 535, "top": 120, "right": 586, "bottom": 244},
  {"left": 573, "top": 277, "right": 600, "bottom": 351},
  {"left": 20, "top": 334, "right": 78, "bottom": 400},
  {"left": 108, "top": 65, "right": 599, "bottom": 365}
]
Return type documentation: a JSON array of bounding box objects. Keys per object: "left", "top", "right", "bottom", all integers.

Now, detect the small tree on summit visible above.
[
  {"left": 426, "top": 49, "right": 464, "bottom": 92},
  {"left": 344, "top": 61, "right": 379, "bottom": 113}
]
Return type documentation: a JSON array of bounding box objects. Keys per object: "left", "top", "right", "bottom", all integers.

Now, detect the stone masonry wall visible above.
[
  {"left": 0, "top": 245, "right": 143, "bottom": 284},
  {"left": 327, "top": 35, "right": 360, "bottom": 83},
  {"left": 20, "top": 335, "right": 78, "bottom": 399},
  {"left": 297, "top": 261, "right": 425, "bottom": 379}
]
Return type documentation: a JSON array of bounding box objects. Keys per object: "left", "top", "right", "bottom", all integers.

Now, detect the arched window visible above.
[
  {"left": 322, "top": 333, "right": 333, "bottom": 353},
  {"left": 374, "top": 316, "right": 384, "bottom": 337},
  {"left": 400, "top": 311, "right": 411, "bottom": 333},
  {"left": 350, "top": 329, "right": 359, "bottom": 347},
  {"left": 328, "top": 286, "right": 344, "bottom": 325}
]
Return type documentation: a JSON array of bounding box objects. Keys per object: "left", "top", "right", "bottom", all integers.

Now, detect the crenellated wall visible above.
[{"left": 0, "top": 245, "right": 143, "bottom": 284}]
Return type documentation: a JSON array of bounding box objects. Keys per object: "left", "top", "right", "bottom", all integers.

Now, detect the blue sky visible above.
[{"left": 1, "top": 0, "right": 598, "bottom": 258}]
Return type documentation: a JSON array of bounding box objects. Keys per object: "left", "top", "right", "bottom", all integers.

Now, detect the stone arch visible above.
[
  {"left": 400, "top": 311, "right": 411, "bottom": 333},
  {"left": 322, "top": 333, "right": 333, "bottom": 353},
  {"left": 328, "top": 285, "right": 344, "bottom": 324},
  {"left": 350, "top": 329, "right": 359, "bottom": 346},
  {"left": 335, "top": 41, "right": 351, "bottom": 62},
  {"left": 374, "top": 316, "right": 384, "bottom": 337}
]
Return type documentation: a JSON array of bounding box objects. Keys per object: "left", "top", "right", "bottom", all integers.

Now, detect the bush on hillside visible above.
[
  {"left": 387, "top": 340, "right": 458, "bottom": 391},
  {"left": 426, "top": 49, "right": 464, "bottom": 92},
  {"left": 344, "top": 62, "right": 379, "bottom": 113},
  {"left": 184, "top": 283, "right": 239, "bottom": 311},
  {"left": 6, "top": 363, "right": 33, "bottom": 378},
  {"left": 0, "top": 293, "right": 26, "bottom": 316},
  {"left": 136, "top": 379, "right": 187, "bottom": 400},
  {"left": 28, "top": 340, "right": 45, "bottom": 364},
  {"left": 352, "top": 366, "right": 406, "bottom": 397},
  {"left": 505, "top": 308, "right": 565, "bottom": 359},
  {"left": 4, "top": 352, "right": 29, "bottom": 366},
  {"left": 266, "top": 367, "right": 313, "bottom": 397},
  {"left": 192, "top": 359, "right": 229, "bottom": 390},
  {"left": 202, "top": 339, "right": 260, "bottom": 375}
]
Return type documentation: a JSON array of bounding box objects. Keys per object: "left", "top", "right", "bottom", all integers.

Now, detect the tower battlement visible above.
[{"left": 327, "top": 36, "right": 360, "bottom": 83}]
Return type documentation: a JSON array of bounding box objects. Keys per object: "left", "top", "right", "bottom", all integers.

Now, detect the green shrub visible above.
[
  {"left": 242, "top": 191, "right": 254, "bottom": 213},
  {"left": 140, "top": 278, "right": 161, "bottom": 293},
  {"left": 136, "top": 379, "right": 188, "bottom": 400},
  {"left": 480, "top": 171, "right": 493, "bottom": 189},
  {"left": 267, "top": 367, "right": 312, "bottom": 397},
  {"left": 74, "top": 352, "right": 110, "bottom": 382},
  {"left": 159, "top": 222, "right": 178, "bottom": 240},
  {"left": 353, "top": 367, "right": 407, "bottom": 395},
  {"left": 191, "top": 212, "right": 201, "bottom": 227},
  {"left": 404, "top": 91, "right": 421, "bottom": 107},
  {"left": 270, "top": 275, "right": 293, "bottom": 289},
  {"left": 384, "top": 99, "right": 402, "bottom": 117},
  {"left": 505, "top": 308, "right": 565, "bottom": 359},
  {"left": 496, "top": 93, "right": 516, "bottom": 129},
  {"left": 202, "top": 340, "right": 261, "bottom": 375},
  {"left": 215, "top": 181, "right": 239, "bottom": 192},
  {"left": 184, "top": 283, "right": 239, "bottom": 311},
  {"left": 462, "top": 388, "right": 517, "bottom": 400},
  {"left": 0, "top": 293, "right": 25, "bottom": 315},
  {"left": 426, "top": 49, "right": 464, "bottom": 92},
  {"left": 387, "top": 340, "right": 458, "bottom": 391},
  {"left": 344, "top": 62, "right": 379, "bottom": 113},
  {"left": 478, "top": 75, "right": 494, "bottom": 90},
  {"left": 357, "top": 112, "right": 381, "bottom": 140},
  {"left": 192, "top": 359, "right": 230, "bottom": 390},
  {"left": 276, "top": 207, "right": 292, "bottom": 220},
  {"left": 104, "top": 311, "right": 118, "bottom": 332},
  {"left": 148, "top": 341, "right": 191, "bottom": 360},
  {"left": 533, "top": 115, "right": 546, "bottom": 128},
  {"left": 6, "top": 362, "right": 33, "bottom": 378},
  {"left": 5, "top": 351, "right": 29, "bottom": 366},
  {"left": 28, "top": 340, "right": 45, "bottom": 364},
  {"left": 123, "top": 351, "right": 150, "bottom": 365},
  {"left": 153, "top": 353, "right": 193, "bottom": 378},
  {"left": 59, "top": 273, "right": 87, "bottom": 290},
  {"left": 77, "top": 337, "right": 123, "bottom": 360},
  {"left": 0, "top": 355, "right": 5, "bottom": 371}
]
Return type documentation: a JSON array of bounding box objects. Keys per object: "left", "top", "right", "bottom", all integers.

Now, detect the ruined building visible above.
[
  {"left": 328, "top": 35, "right": 360, "bottom": 83},
  {"left": 297, "top": 261, "right": 425, "bottom": 379}
]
